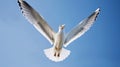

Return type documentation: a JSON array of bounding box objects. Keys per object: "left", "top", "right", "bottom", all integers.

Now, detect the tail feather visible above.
[{"left": 44, "top": 47, "right": 70, "bottom": 62}]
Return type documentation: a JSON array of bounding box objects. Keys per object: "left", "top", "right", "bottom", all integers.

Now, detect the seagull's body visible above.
[
  {"left": 53, "top": 25, "right": 64, "bottom": 57},
  {"left": 18, "top": 0, "right": 100, "bottom": 62}
]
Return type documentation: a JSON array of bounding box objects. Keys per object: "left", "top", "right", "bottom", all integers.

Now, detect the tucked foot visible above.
[
  {"left": 54, "top": 53, "right": 56, "bottom": 57},
  {"left": 57, "top": 53, "right": 60, "bottom": 57}
]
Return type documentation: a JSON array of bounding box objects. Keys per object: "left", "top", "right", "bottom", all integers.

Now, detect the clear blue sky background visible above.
[{"left": 0, "top": 0, "right": 120, "bottom": 67}]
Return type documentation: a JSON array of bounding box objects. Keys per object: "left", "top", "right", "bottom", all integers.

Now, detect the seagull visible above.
[{"left": 18, "top": 0, "right": 100, "bottom": 62}]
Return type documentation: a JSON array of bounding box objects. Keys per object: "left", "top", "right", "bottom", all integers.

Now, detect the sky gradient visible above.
[{"left": 0, "top": 0, "right": 120, "bottom": 67}]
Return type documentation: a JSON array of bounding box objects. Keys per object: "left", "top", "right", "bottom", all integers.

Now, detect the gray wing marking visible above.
[
  {"left": 18, "top": 0, "right": 55, "bottom": 44},
  {"left": 64, "top": 8, "right": 100, "bottom": 47}
]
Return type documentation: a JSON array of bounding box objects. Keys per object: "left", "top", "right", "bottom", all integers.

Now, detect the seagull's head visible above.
[{"left": 59, "top": 24, "right": 65, "bottom": 31}]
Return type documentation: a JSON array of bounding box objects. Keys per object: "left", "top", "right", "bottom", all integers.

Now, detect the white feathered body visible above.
[
  {"left": 44, "top": 27, "right": 71, "bottom": 62},
  {"left": 54, "top": 29, "right": 64, "bottom": 51}
]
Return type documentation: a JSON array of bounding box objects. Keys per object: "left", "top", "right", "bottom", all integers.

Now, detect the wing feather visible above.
[
  {"left": 18, "top": 0, "right": 55, "bottom": 44},
  {"left": 64, "top": 8, "right": 100, "bottom": 47}
]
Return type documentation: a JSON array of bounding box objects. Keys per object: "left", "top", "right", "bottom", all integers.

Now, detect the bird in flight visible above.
[{"left": 18, "top": 0, "right": 100, "bottom": 62}]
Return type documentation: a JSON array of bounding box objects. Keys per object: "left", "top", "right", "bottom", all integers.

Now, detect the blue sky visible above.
[{"left": 0, "top": 0, "right": 120, "bottom": 67}]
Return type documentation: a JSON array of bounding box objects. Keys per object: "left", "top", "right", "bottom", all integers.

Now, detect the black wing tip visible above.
[
  {"left": 89, "top": 8, "right": 100, "bottom": 21},
  {"left": 18, "top": 0, "right": 26, "bottom": 9},
  {"left": 17, "top": 0, "right": 24, "bottom": 5},
  {"left": 17, "top": 0, "right": 33, "bottom": 14},
  {"left": 94, "top": 8, "right": 100, "bottom": 21},
  {"left": 18, "top": 0, "right": 24, "bottom": 13},
  {"left": 18, "top": 0, "right": 33, "bottom": 9},
  {"left": 18, "top": 0, "right": 21, "bottom": 8}
]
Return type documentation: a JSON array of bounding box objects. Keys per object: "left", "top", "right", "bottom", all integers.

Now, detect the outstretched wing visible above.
[
  {"left": 64, "top": 8, "right": 100, "bottom": 47},
  {"left": 18, "top": 0, "right": 55, "bottom": 44}
]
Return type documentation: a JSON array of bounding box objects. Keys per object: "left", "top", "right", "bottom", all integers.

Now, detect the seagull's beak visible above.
[{"left": 61, "top": 24, "right": 65, "bottom": 29}]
